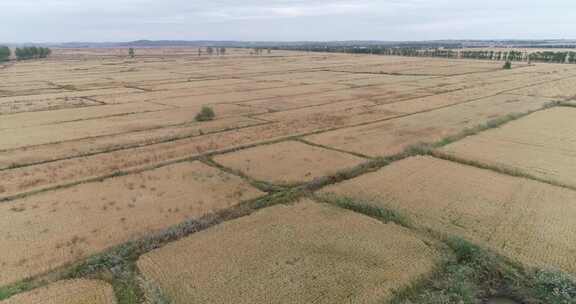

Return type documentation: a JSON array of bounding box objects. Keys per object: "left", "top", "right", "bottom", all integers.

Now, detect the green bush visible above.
[
  {"left": 503, "top": 61, "right": 512, "bottom": 69},
  {"left": 195, "top": 106, "right": 216, "bottom": 122}
]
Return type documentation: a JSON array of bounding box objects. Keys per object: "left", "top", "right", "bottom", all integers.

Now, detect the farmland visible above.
[
  {"left": 1, "top": 48, "right": 576, "bottom": 303},
  {"left": 138, "top": 201, "right": 440, "bottom": 304}
]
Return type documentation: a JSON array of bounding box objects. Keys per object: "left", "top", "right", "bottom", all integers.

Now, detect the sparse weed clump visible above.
[
  {"left": 195, "top": 106, "right": 216, "bottom": 122},
  {"left": 532, "top": 270, "right": 576, "bottom": 304},
  {"left": 0, "top": 281, "right": 31, "bottom": 301},
  {"left": 393, "top": 237, "right": 511, "bottom": 304},
  {"left": 503, "top": 61, "right": 512, "bottom": 69},
  {"left": 320, "top": 195, "right": 412, "bottom": 228},
  {"left": 393, "top": 236, "right": 576, "bottom": 304}
]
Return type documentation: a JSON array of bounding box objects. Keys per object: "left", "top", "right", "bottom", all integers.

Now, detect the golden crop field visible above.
[
  {"left": 321, "top": 156, "right": 576, "bottom": 273},
  {"left": 213, "top": 141, "right": 366, "bottom": 185},
  {"left": 1, "top": 48, "right": 576, "bottom": 303},
  {"left": 441, "top": 107, "right": 576, "bottom": 189},
  {"left": 0, "top": 161, "right": 263, "bottom": 286},
  {"left": 138, "top": 200, "right": 441, "bottom": 304}
]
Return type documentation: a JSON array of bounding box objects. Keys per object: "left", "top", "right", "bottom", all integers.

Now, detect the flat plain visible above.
[{"left": 2, "top": 47, "right": 576, "bottom": 303}]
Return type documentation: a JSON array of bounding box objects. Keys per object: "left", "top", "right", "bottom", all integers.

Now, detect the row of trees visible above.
[
  {"left": 0, "top": 46, "right": 10, "bottom": 62},
  {"left": 14, "top": 47, "right": 52, "bottom": 61},
  {"left": 283, "top": 45, "right": 576, "bottom": 64},
  {"left": 251, "top": 48, "right": 272, "bottom": 55},
  {"left": 529, "top": 51, "right": 576, "bottom": 63},
  {"left": 199, "top": 47, "right": 227, "bottom": 56}
]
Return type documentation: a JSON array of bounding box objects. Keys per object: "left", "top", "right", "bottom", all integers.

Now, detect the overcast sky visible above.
[{"left": 1, "top": 0, "right": 575, "bottom": 42}]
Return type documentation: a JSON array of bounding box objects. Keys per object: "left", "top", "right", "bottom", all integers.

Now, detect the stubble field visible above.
[{"left": 1, "top": 47, "right": 576, "bottom": 303}]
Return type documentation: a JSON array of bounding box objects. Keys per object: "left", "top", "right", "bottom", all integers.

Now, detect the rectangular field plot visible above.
[
  {"left": 0, "top": 104, "right": 259, "bottom": 150},
  {"left": 242, "top": 90, "right": 361, "bottom": 111},
  {"left": 509, "top": 77, "right": 576, "bottom": 99},
  {"left": 213, "top": 141, "right": 366, "bottom": 185},
  {"left": 0, "top": 102, "right": 169, "bottom": 130},
  {"left": 0, "top": 87, "right": 142, "bottom": 105},
  {"left": 441, "top": 107, "right": 576, "bottom": 188},
  {"left": 0, "top": 117, "right": 264, "bottom": 199},
  {"left": 0, "top": 114, "right": 337, "bottom": 181},
  {"left": 305, "top": 94, "right": 552, "bottom": 157},
  {"left": 137, "top": 200, "right": 440, "bottom": 304},
  {"left": 0, "top": 97, "right": 101, "bottom": 115},
  {"left": 321, "top": 156, "right": 576, "bottom": 273},
  {"left": 0, "top": 161, "right": 263, "bottom": 286}
]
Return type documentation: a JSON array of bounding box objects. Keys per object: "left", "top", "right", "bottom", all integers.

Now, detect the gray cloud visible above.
[{"left": 1, "top": 0, "right": 575, "bottom": 42}]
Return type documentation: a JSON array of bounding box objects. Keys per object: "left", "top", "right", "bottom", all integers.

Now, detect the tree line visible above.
[
  {"left": 0, "top": 46, "right": 10, "bottom": 62},
  {"left": 198, "top": 47, "right": 227, "bottom": 56},
  {"left": 279, "top": 45, "right": 576, "bottom": 64},
  {"left": 14, "top": 47, "right": 52, "bottom": 61}
]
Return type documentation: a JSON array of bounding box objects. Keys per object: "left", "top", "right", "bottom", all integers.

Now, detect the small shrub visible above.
[
  {"left": 503, "top": 61, "right": 512, "bottom": 69},
  {"left": 195, "top": 106, "right": 215, "bottom": 122}
]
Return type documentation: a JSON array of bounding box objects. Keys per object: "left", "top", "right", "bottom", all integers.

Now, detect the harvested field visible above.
[
  {"left": 137, "top": 200, "right": 441, "bottom": 304},
  {"left": 321, "top": 156, "right": 576, "bottom": 273},
  {"left": 0, "top": 161, "right": 263, "bottom": 286},
  {"left": 0, "top": 97, "right": 101, "bottom": 115},
  {"left": 0, "top": 117, "right": 264, "bottom": 199},
  {"left": 508, "top": 77, "right": 576, "bottom": 99},
  {"left": 0, "top": 102, "right": 169, "bottom": 130},
  {"left": 254, "top": 99, "right": 404, "bottom": 128},
  {"left": 441, "top": 107, "right": 576, "bottom": 188},
  {"left": 305, "top": 94, "right": 553, "bottom": 157},
  {"left": 213, "top": 141, "right": 366, "bottom": 185},
  {"left": 0, "top": 279, "right": 116, "bottom": 304},
  {"left": 0, "top": 104, "right": 263, "bottom": 150}
]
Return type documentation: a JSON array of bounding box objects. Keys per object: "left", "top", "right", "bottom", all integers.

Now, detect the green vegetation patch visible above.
[{"left": 392, "top": 237, "right": 576, "bottom": 304}]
